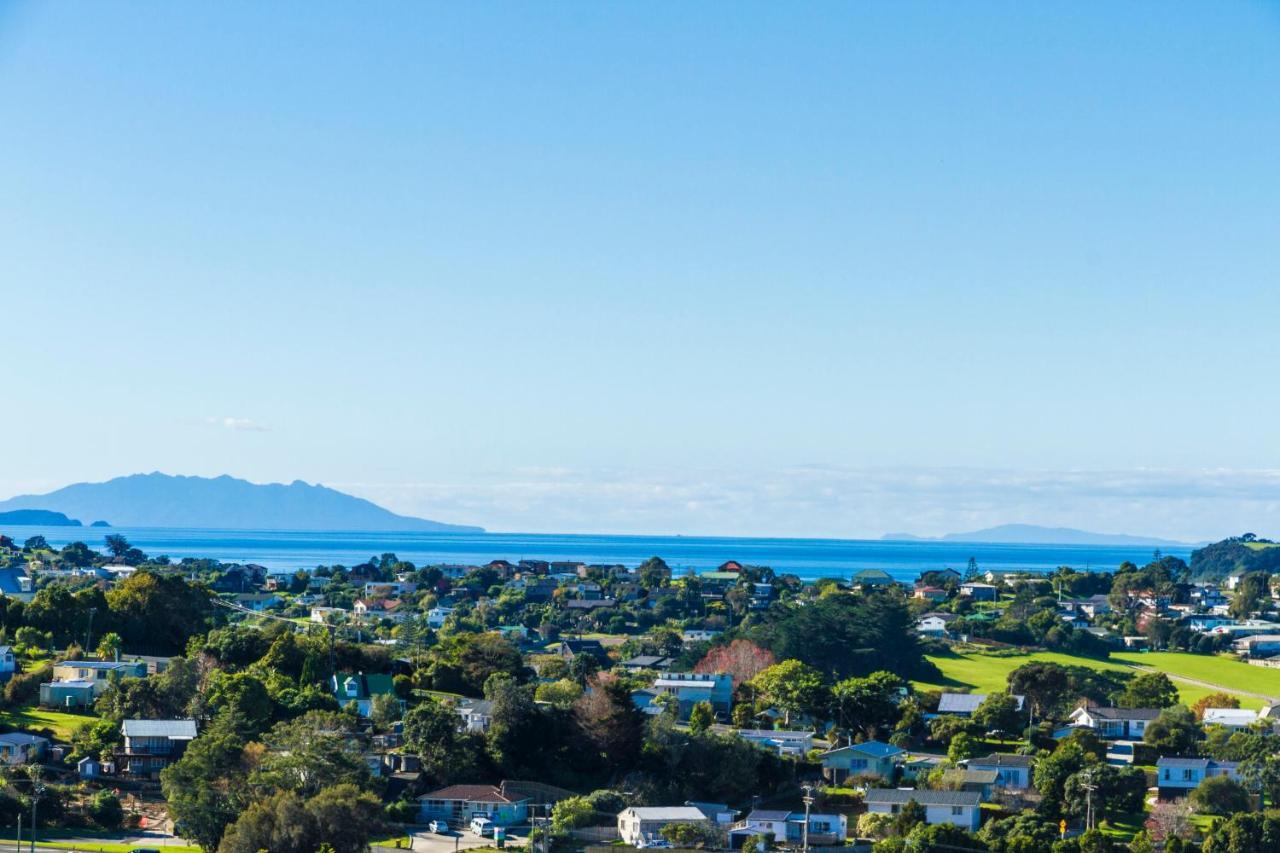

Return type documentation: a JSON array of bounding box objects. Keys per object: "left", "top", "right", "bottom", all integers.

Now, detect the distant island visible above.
[
  {"left": 0, "top": 509, "right": 85, "bottom": 527},
  {"left": 0, "top": 472, "right": 483, "bottom": 533},
  {"left": 881, "top": 523, "right": 1192, "bottom": 547}
]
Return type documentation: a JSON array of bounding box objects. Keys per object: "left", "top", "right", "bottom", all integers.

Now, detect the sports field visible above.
[{"left": 915, "top": 648, "right": 1275, "bottom": 710}]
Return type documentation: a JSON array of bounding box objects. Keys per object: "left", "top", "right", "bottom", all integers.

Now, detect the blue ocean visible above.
[{"left": 5, "top": 526, "right": 1191, "bottom": 582}]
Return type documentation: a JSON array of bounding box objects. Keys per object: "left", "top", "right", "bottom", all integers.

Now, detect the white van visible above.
[{"left": 470, "top": 816, "right": 494, "bottom": 837}]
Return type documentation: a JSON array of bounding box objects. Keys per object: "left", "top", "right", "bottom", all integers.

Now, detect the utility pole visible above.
[
  {"left": 29, "top": 766, "right": 43, "bottom": 853},
  {"left": 86, "top": 607, "right": 97, "bottom": 656},
  {"left": 16, "top": 812, "right": 21, "bottom": 851},
  {"left": 1080, "top": 768, "right": 1097, "bottom": 832},
  {"left": 800, "top": 785, "right": 814, "bottom": 853}
]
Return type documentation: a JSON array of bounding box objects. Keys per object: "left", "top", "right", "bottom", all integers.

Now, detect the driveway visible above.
[{"left": 380, "top": 827, "right": 530, "bottom": 853}]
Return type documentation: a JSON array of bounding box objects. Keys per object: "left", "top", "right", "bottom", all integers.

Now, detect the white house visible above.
[
  {"left": 959, "top": 583, "right": 998, "bottom": 601},
  {"left": 863, "top": 790, "right": 981, "bottom": 832},
  {"left": 456, "top": 698, "right": 494, "bottom": 733},
  {"left": 1067, "top": 706, "right": 1161, "bottom": 739},
  {"left": 1156, "top": 757, "right": 1242, "bottom": 800},
  {"left": 1202, "top": 708, "right": 1259, "bottom": 731},
  {"left": 427, "top": 606, "right": 455, "bottom": 629},
  {"left": 0, "top": 646, "right": 15, "bottom": 681},
  {"left": 652, "top": 672, "right": 733, "bottom": 718},
  {"left": 728, "top": 810, "right": 847, "bottom": 847},
  {"left": 734, "top": 729, "right": 813, "bottom": 755},
  {"left": 916, "top": 613, "right": 957, "bottom": 638},
  {"left": 617, "top": 806, "right": 708, "bottom": 846}
]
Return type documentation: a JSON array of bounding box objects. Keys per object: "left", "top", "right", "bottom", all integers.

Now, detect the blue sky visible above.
[{"left": 1, "top": 2, "right": 1278, "bottom": 539}]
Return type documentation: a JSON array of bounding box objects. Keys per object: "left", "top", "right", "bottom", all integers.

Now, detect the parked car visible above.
[
  {"left": 470, "top": 816, "right": 494, "bottom": 837},
  {"left": 429, "top": 820, "right": 450, "bottom": 834}
]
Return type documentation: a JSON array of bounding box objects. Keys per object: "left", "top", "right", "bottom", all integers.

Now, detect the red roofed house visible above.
[{"left": 417, "top": 784, "right": 531, "bottom": 826}]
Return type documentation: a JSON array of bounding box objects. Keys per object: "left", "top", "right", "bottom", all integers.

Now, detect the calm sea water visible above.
[{"left": 4, "top": 526, "right": 1191, "bottom": 582}]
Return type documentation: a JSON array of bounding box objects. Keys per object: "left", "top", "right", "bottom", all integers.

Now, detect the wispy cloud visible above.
[
  {"left": 206, "top": 416, "right": 268, "bottom": 432},
  {"left": 332, "top": 465, "right": 1280, "bottom": 542}
]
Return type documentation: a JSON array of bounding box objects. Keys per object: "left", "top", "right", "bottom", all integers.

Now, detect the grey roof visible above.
[
  {"left": 747, "top": 810, "right": 792, "bottom": 821},
  {"left": 624, "top": 807, "right": 708, "bottom": 821},
  {"left": 969, "top": 753, "right": 1034, "bottom": 768},
  {"left": 937, "top": 693, "right": 1025, "bottom": 713},
  {"left": 865, "top": 789, "right": 981, "bottom": 806},
  {"left": 1084, "top": 706, "right": 1162, "bottom": 721},
  {"left": 0, "top": 733, "right": 48, "bottom": 745},
  {"left": 58, "top": 660, "right": 135, "bottom": 671},
  {"left": 122, "top": 719, "right": 198, "bottom": 739},
  {"left": 1157, "top": 757, "right": 1238, "bottom": 770}
]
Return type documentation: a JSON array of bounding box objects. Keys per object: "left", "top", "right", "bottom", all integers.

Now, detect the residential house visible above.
[
  {"left": 620, "top": 655, "right": 673, "bottom": 672},
  {"left": 681, "top": 629, "right": 722, "bottom": 643},
  {"left": 426, "top": 606, "right": 455, "bottom": 629},
  {"left": 1202, "top": 708, "right": 1260, "bottom": 731},
  {"left": 40, "top": 659, "right": 147, "bottom": 707},
  {"left": 916, "top": 612, "right": 958, "bottom": 638},
  {"left": 729, "top": 810, "right": 848, "bottom": 847},
  {"left": 735, "top": 729, "right": 813, "bottom": 756},
  {"left": 936, "top": 693, "right": 1024, "bottom": 717},
  {"left": 456, "top": 698, "right": 494, "bottom": 733},
  {"left": 0, "top": 733, "right": 48, "bottom": 766},
  {"left": 965, "top": 753, "right": 1034, "bottom": 790},
  {"left": 116, "top": 719, "right": 197, "bottom": 778},
  {"left": 939, "top": 769, "right": 998, "bottom": 798},
  {"left": 1156, "top": 757, "right": 1243, "bottom": 800},
  {"left": 959, "top": 583, "right": 998, "bottom": 602},
  {"left": 354, "top": 598, "right": 409, "bottom": 622},
  {"left": 497, "top": 625, "right": 528, "bottom": 642},
  {"left": 820, "top": 740, "right": 905, "bottom": 783},
  {"left": 331, "top": 672, "right": 402, "bottom": 718},
  {"left": 913, "top": 586, "right": 949, "bottom": 604},
  {"left": 1067, "top": 707, "right": 1161, "bottom": 740},
  {"left": 310, "top": 606, "right": 346, "bottom": 624},
  {"left": 652, "top": 672, "right": 733, "bottom": 718},
  {"left": 232, "top": 592, "right": 281, "bottom": 612},
  {"left": 559, "top": 638, "right": 609, "bottom": 664},
  {"left": 0, "top": 646, "right": 15, "bottom": 681},
  {"left": 852, "top": 569, "right": 895, "bottom": 588},
  {"left": 617, "top": 807, "right": 708, "bottom": 846},
  {"left": 918, "top": 569, "right": 962, "bottom": 585},
  {"left": 565, "top": 598, "right": 618, "bottom": 613},
  {"left": 418, "top": 784, "right": 531, "bottom": 826},
  {"left": 863, "top": 790, "right": 981, "bottom": 832}
]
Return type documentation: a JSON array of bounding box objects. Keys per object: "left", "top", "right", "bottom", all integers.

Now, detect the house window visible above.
[
  {"left": 951, "top": 807, "right": 963, "bottom": 816},
  {"left": 890, "top": 805, "right": 900, "bottom": 815},
  {"left": 1183, "top": 770, "right": 1193, "bottom": 781}
]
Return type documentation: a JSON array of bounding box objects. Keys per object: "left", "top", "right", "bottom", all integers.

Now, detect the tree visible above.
[
  {"left": 403, "top": 700, "right": 476, "bottom": 784},
  {"left": 1144, "top": 705, "right": 1201, "bottom": 756},
  {"left": 1008, "top": 662, "right": 1072, "bottom": 719},
  {"left": 1192, "top": 692, "right": 1240, "bottom": 721},
  {"left": 1190, "top": 775, "right": 1253, "bottom": 816},
  {"left": 688, "top": 700, "right": 715, "bottom": 735},
  {"left": 96, "top": 632, "right": 123, "bottom": 662},
  {"left": 1202, "top": 811, "right": 1280, "bottom": 853},
  {"left": 161, "top": 715, "right": 251, "bottom": 852},
  {"left": 535, "top": 678, "right": 583, "bottom": 708},
  {"left": 1034, "top": 740, "right": 1090, "bottom": 819},
  {"left": 893, "top": 799, "right": 926, "bottom": 836},
  {"left": 104, "top": 534, "right": 131, "bottom": 558},
  {"left": 829, "top": 671, "right": 905, "bottom": 740},
  {"left": 661, "top": 822, "right": 722, "bottom": 848},
  {"left": 252, "top": 712, "right": 373, "bottom": 797},
  {"left": 23, "top": 536, "right": 48, "bottom": 552},
  {"left": 574, "top": 675, "right": 645, "bottom": 774},
  {"left": 551, "top": 796, "right": 595, "bottom": 832},
  {"left": 750, "top": 660, "right": 828, "bottom": 726},
  {"left": 971, "top": 692, "right": 1023, "bottom": 737},
  {"left": 1229, "top": 573, "right": 1267, "bottom": 620},
  {"left": 60, "top": 541, "right": 96, "bottom": 567},
  {"left": 1118, "top": 672, "right": 1178, "bottom": 709},
  {"left": 947, "top": 732, "right": 981, "bottom": 763},
  {"left": 694, "top": 639, "right": 776, "bottom": 689}
]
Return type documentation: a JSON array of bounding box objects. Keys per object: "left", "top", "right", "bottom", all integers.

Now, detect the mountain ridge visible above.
[
  {"left": 881, "top": 523, "right": 1192, "bottom": 547},
  {"left": 0, "top": 473, "right": 482, "bottom": 533}
]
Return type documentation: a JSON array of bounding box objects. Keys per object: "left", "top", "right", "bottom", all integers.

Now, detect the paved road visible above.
[
  {"left": 377, "top": 827, "right": 529, "bottom": 853},
  {"left": 1124, "top": 663, "right": 1278, "bottom": 703}
]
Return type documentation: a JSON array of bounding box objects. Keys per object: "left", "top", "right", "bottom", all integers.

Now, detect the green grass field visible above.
[
  {"left": 0, "top": 705, "right": 94, "bottom": 738},
  {"left": 915, "top": 648, "right": 1273, "bottom": 710}
]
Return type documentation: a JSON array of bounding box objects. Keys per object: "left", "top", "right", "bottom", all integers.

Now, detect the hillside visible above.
[
  {"left": 0, "top": 473, "right": 483, "bottom": 533},
  {"left": 0, "top": 509, "right": 84, "bottom": 527},
  {"left": 883, "top": 523, "right": 1189, "bottom": 547},
  {"left": 1190, "top": 535, "right": 1280, "bottom": 581}
]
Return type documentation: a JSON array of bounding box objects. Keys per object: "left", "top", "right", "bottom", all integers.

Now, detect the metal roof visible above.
[
  {"left": 865, "top": 789, "right": 981, "bottom": 806},
  {"left": 122, "top": 719, "right": 197, "bottom": 739}
]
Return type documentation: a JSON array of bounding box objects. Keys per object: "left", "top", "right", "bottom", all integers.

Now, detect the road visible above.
[
  {"left": 1123, "top": 663, "right": 1279, "bottom": 703},
  {"left": 377, "top": 827, "right": 530, "bottom": 853}
]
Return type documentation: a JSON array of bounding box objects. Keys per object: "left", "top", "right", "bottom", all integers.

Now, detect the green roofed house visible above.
[
  {"left": 331, "top": 672, "right": 403, "bottom": 718},
  {"left": 853, "top": 569, "right": 895, "bottom": 588}
]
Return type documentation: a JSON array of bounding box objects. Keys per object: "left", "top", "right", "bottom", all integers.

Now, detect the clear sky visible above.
[{"left": 2, "top": 2, "right": 1279, "bottom": 540}]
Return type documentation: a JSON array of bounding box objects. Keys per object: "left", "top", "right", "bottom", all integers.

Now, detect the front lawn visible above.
[{"left": 0, "top": 704, "right": 94, "bottom": 738}]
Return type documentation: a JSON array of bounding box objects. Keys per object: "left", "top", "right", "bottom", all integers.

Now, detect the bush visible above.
[
  {"left": 4, "top": 663, "right": 52, "bottom": 707},
  {"left": 88, "top": 791, "right": 124, "bottom": 830},
  {"left": 1190, "top": 775, "right": 1252, "bottom": 816}
]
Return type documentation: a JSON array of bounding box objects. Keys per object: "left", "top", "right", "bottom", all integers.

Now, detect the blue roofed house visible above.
[
  {"left": 0, "top": 568, "right": 34, "bottom": 603},
  {"left": 820, "top": 740, "right": 905, "bottom": 783},
  {"left": 728, "top": 809, "right": 849, "bottom": 847}
]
